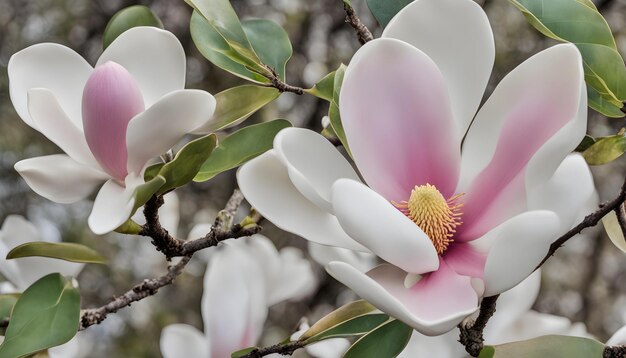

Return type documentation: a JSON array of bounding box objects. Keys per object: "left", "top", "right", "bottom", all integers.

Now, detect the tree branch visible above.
[
  {"left": 459, "top": 295, "right": 500, "bottom": 357},
  {"left": 536, "top": 177, "right": 626, "bottom": 269},
  {"left": 343, "top": 2, "right": 373, "bottom": 45},
  {"left": 240, "top": 341, "right": 306, "bottom": 358},
  {"left": 80, "top": 256, "right": 191, "bottom": 330},
  {"left": 262, "top": 65, "right": 304, "bottom": 95},
  {"left": 604, "top": 345, "right": 626, "bottom": 358},
  {"left": 80, "top": 190, "right": 260, "bottom": 329}
]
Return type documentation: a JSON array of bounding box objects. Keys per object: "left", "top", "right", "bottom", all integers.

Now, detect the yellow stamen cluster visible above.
[{"left": 394, "top": 184, "right": 464, "bottom": 255}]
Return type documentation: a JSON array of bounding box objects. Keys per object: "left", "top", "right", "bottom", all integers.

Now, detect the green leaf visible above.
[
  {"left": 157, "top": 134, "right": 218, "bottom": 194},
  {"left": 231, "top": 347, "right": 257, "bottom": 358},
  {"left": 190, "top": 11, "right": 268, "bottom": 83},
  {"left": 479, "top": 335, "right": 605, "bottom": 358},
  {"left": 582, "top": 135, "right": 626, "bottom": 165},
  {"left": 114, "top": 219, "right": 143, "bottom": 235},
  {"left": 0, "top": 294, "right": 19, "bottom": 320},
  {"left": 193, "top": 86, "right": 280, "bottom": 134},
  {"left": 575, "top": 135, "right": 596, "bottom": 152},
  {"left": 304, "top": 314, "right": 389, "bottom": 343},
  {"left": 7, "top": 242, "right": 106, "bottom": 264},
  {"left": 132, "top": 175, "right": 167, "bottom": 213},
  {"left": 300, "top": 300, "right": 376, "bottom": 341},
  {"left": 603, "top": 210, "right": 626, "bottom": 253},
  {"left": 242, "top": 19, "right": 292, "bottom": 80},
  {"left": 366, "top": 0, "right": 412, "bottom": 27},
  {"left": 343, "top": 319, "right": 412, "bottom": 358},
  {"left": 509, "top": 0, "right": 626, "bottom": 117},
  {"left": 103, "top": 5, "right": 163, "bottom": 49},
  {"left": 0, "top": 274, "right": 80, "bottom": 358},
  {"left": 305, "top": 71, "right": 337, "bottom": 102},
  {"left": 144, "top": 163, "right": 164, "bottom": 182},
  {"left": 328, "top": 64, "right": 351, "bottom": 155},
  {"left": 194, "top": 119, "right": 292, "bottom": 182}
]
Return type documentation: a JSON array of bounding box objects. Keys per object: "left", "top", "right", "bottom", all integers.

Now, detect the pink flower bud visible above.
[{"left": 82, "top": 61, "right": 144, "bottom": 180}]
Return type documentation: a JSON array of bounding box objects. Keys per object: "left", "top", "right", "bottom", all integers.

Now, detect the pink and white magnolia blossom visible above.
[
  {"left": 160, "top": 235, "right": 317, "bottom": 358},
  {"left": 238, "top": 0, "right": 596, "bottom": 335},
  {"left": 8, "top": 26, "right": 217, "bottom": 235}
]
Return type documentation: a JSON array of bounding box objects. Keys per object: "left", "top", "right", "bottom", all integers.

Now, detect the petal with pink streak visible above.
[
  {"left": 456, "top": 44, "right": 584, "bottom": 241},
  {"left": 327, "top": 261, "right": 478, "bottom": 336},
  {"left": 9, "top": 43, "right": 93, "bottom": 129},
  {"left": 82, "top": 62, "right": 145, "bottom": 180},
  {"left": 383, "top": 0, "right": 494, "bottom": 137},
  {"left": 340, "top": 38, "right": 461, "bottom": 202},
  {"left": 443, "top": 242, "right": 487, "bottom": 279}
]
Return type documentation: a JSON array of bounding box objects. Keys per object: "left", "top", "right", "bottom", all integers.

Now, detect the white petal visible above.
[
  {"left": 483, "top": 211, "right": 560, "bottom": 296},
  {"left": 273, "top": 128, "right": 361, "bottom": 213},
  {"left": 126, "top": 89, "right": 216, "bottom": 175},
  {"left": 306, "top": 338, "right": 351, "bottom": 358},
  {"left": 528, "top": 154, "right": 595, "bottom": 234},
  {"left": 608, "top": 326, "right": 626, "bottom": 346},
  {"left": 15, "top": 155, "right": 108, "bottom": 204},
  {"left": 202, "top": 243, "right": 267, "bottom": 357},
  {"left": 237, "top": 150, "right": 366, "bottom": 251},
  {"left": 483, "top": 270, "right": 541, "bottom": 339},
  {"left": 398, "top": 330, "right": 465, "bottom": 358},
  {"left": 27, "top": 89, "right": 97, "bottom": 166},
  {"left": 327, "top": 261, "right": 478, "bottom": 336},
  {"left": 308, "top": 242, "right": 378, "bottom": 272},
  {"left": 332, "top": 179, "right": 439, "bottom": 274},
  {"left": 8, "top": 43, "right": 92, "bottom": 128},
  {"left": 383, "top": 0, "right": 494, "bottom": 136},
  {"left": 98, "top": 27, "right": 186, "bottom": 107},
  {"left": 88, "top": 177, "right": 140, "bottom": 235},
  {"left": 487, "top": 311, "right": 589, "bottom": 345},
  {"left": 604, "top": 211, "right": 626, "bottom": 253},
  {"left": 160, "top": 324, "right": 210, "bottom": 358}
]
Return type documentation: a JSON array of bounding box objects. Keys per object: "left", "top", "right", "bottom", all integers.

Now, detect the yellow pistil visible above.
[{"left": 394, "top": 184, "right": 464, "bottom": 255}]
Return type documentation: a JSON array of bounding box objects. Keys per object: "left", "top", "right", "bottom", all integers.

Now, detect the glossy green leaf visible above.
[
  {"left": 575, "top": 135, "right": 596, "bottom": 152},
  {"left": 193, "top": 86, "right": 280, "bottom": 134},
  {"left": 509, "top": 0, "right": 626, "bottom": 117},
  {"left": 190, "top": 11, "right": 268, "bottom": 83},
  {"left": 0, "top": 274, "right": 80, "bottom": 358},
  {"left": 328, "top": 64, "right": 351, "bottom": 155},
  {"left": 157, "top": 134, "right": 218, "bottom": 194},
  {"left": 7, "top": 242, "right": 106, "bottom": 264},
  {"left": 366, "top": 0, "right": 412, "bottom": 27},
  {"left": 300, "top": 300, "right": 376, "bottom": 341},
  {"left": 304, "top": 314, "right": 389, "bottom": 343},
  {"left": 194, "top": 119, "right": 292, "bottom": 182},
  {"left": 132, "top": 175, "right": 167, "bottom": 213},
  {"left": 103, "top": 5, "right": 163, "bottom": 49},
  {"left": 305, "top": 70, "right": 337, "bottom": 102},
  {"left": 242, "top": 19, "right": 292, "bottom": 80},
  {"left": 343, "top": 319, "right": 412, "bottom": 358},
  {"left": 0, "top": 295, "right": 19, "bottom": 320},
  {"left": 144, "top": 163, "right": 164, "bottom": 182},
  {"left": 478, "top": 335, "right": 605, "bottom": 358},
  {"left": 582, "top": 135, "right": 626, "bottom": 165},
  {"left": 603, "top": 210, "right": 626, "bottom": 253},
  {"left": 114, "top": 219, "right": 143, "bottom": 235},
  {"left": 231, "top": 347, "right": 257, "bottom": 358}
]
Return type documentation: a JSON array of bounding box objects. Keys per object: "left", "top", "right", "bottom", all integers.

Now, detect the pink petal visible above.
[
  {"left": 340, "top": 38, "right": 460, "bottom": 202},
  {"left": 82, "top": 61, "right": 145, "bottom": 180},
  {"left": 456, "top": 44, "right": 584, "bottom": 241},
  {"left": 443, "top": 242, "right": 487, "bottom": 279},
  {"left": 327, "top": 260, "right": 478, "bottom": 335}
]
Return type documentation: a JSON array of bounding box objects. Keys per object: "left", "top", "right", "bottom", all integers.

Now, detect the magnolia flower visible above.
[
  {"left": 238, "top": 0, "right": 595, "bottom": 335},
  {"left": 0, "top": 216, "right": 84, "bottom": 357},
  {"left": 9, "top": 26, "right": 217, "bottom": 235},
  {"left": 399, "top": 270, "right": 589, "bottom": 357},
  {"left": 160, "top": 235, "right": 316, "bottom": 358}
]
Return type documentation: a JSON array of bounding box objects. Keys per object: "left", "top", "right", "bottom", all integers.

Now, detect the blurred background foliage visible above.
[{"left": 1, "top": 0, "right": 626, "bottom": 356}]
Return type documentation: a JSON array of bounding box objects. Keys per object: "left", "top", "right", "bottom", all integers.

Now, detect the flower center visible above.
[{"left": 394, "top": 184, "right": 464, "bottom": 255}]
